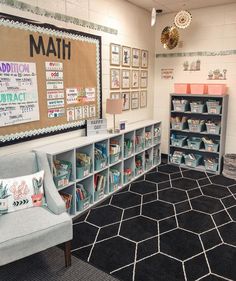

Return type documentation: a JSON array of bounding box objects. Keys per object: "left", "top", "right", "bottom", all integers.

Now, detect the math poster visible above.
[
  {"left": 0, "top": 13, "right": 101, "bottom": 145},
  {"left": 0, "top": 61, "right": 39, "bottom": 127}
]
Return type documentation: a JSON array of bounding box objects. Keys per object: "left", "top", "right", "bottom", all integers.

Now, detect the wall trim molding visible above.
[
  {"left": 0, "top": 0, "right": 118, "bottom": 35},
  {"left": 156, "top": 50, "right": 236, "bottom": 58}
]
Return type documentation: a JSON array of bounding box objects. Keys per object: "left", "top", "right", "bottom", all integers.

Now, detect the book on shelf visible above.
[
  {"left": 59, "top": 191, "right": 72, "bottom": 210},
  {"left": 76, "top": 184, "right": 89, "bottom": 201},
  {"left": 110, "top": 144, "right": 121, "bottom": 155},
  {"left": 94, "top": 174, "right": 106, "bottom": 191},
  {"left": 109, "top": 169, "right": 120, "bottom": 184}
]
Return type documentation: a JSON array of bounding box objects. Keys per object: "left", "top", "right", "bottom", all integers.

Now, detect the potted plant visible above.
[
  {"left": 0, "top": 182, "right": 11, "bottom": 214},
  {"left": 213, "top": 69, "right": 221, "bottom": 80},
  {"left": 31, "top": 177, "right": 43, "bottom": 207}
]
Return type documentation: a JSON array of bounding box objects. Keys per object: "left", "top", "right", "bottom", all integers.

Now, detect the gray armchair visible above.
[{"left": 0, "top": 151, "right": 73, "bottom": 267}]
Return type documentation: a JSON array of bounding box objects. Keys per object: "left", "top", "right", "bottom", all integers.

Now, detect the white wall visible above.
[
  {"left": 154, "top": 3, "right": 236, "bottom": 154},
  {"left": 0, "top": 0, "right": 155, "bottom": 156}
]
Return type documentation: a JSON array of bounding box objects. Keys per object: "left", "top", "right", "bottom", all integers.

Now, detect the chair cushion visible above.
[
  {"left": 0, "top": 170, "right": 45, "bottom": 215},
  {"left": 0, "top": 206, "right": 70, "bottom": 244}
]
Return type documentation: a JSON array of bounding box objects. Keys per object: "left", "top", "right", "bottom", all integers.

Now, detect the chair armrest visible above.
[{"left": 35, "top": 151, "right": 66, "bottom": 215}]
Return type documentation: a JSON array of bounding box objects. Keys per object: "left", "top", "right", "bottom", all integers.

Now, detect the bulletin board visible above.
[{"left": 0, "top": 13, "right": 102, "bottom": 145}]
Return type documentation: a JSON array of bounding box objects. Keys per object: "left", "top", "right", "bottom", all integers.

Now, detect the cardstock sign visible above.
[{"left": 86, "top": 119, "right": 107, "bottom": 136}]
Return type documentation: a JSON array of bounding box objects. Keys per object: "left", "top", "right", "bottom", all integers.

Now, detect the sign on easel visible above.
[{"left": 86, "top": 119, "right": 107, "bottom": 136}]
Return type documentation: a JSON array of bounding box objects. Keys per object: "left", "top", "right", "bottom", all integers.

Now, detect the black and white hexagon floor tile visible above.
[{"left": 72, "top": 164, "right": 236, "bottom": 281}]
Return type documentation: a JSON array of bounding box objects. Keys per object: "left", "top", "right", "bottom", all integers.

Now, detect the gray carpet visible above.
[{"left": 0, "top": 246, "right": 119, "bottom": 281}]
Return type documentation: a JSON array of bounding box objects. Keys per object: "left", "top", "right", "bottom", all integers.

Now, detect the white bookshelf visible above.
[{"left": 36, "top": 120, "right": 161, "bottom": 218}]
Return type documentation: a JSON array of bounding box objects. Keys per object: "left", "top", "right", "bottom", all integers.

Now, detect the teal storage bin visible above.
[
  {"left": 171, "top": 122, "right": 187, "bottom": 130},
  {"left": 124, "top": 172, "right": 133, "bottom": 184},
  {"left": 145, "top": 139, "right": 152, "bottom": 148},
  {"left": 171, "top": 135, "right": 187, "bottom": 147},
  {"left": 124, "top": 146, "right": 133, "bottom": 158},
  {"left": 204, "top": 160, "right": 218, "bottom": 172},
  {"left": 109, "top": 182, "right": 120, "bottom": 192},
  {"left": 204, "top": 142, "right": 219, "bottom": 152},
  {"left": 206, "top": 102, "right": 221, "bottom": 114},
  {"left": 135, "top": 142, "right": 145, "bottom": 153},
  {"left": 77, "top": 195, "right": 91, "bottom": 211},
  {"left": 184, "top": 154, "right": 202, "bottom": 168},
  {"left": 188, "top": 123, "right": 204, "bottom": 133},
  {"left": 135, "top": 166, "right": 143, "bottom": 176},
  {"left": 76, "top": 163, "right": 91, "bottom": 179},
  {"left": 145, "top": 160, "right": 153, "bottom": 171},
  {"left": 190, "top": 103, "right": 205, "bottom": 113},
  {"left": 110, "top": 153, "right": 120, "bottom": 164},
  {"left": 173, "top": 100, "right": 189, "bottom": 112},
  {"left": 170, "top": 154, "right": 183, "bottom": 165},
  {"left": 53, "top": 171, "right": 71, "bottom": 189},
  {"left": 154, "top": 135, "right": 161, "bottom": 144},
  {"left": 95, "top": 157, "right": 107, "bottom": 170},
  {"left": 187, "top": 137, "right": 202, "bottom": 150},
  {"left": 206, "top": 124, "right": 220, "bottom": 135},
  {"left": 94, "top": 189, "right": 105, "bottom": 202}
]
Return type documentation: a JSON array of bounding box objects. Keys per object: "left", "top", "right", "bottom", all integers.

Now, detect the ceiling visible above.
[{"left": 127, "top": 0, "right": 236, "bottom": 13}]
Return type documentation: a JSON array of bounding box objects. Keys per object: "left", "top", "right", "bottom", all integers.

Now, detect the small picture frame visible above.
[
  {"left": 140, "top": 70, "right": 148, "bottom": 88},
  {"left": 121, "top": 92, "right": 130, "bottom": 111},
  {"left": 131, "top": 91, "right": 139, "bottom": 109},
  {"left": 110, "top": 68, "right": 120, "bottom": 89},
  {"left": 131, "top": 70, "right": 139, "bottom": 88},
  {"left": 110, "top": 92, "right": 121, "bottom": 99},
  {"left": 132, "top": 48, "right": 140, "bottom": 68},
  {"left": 141, "top": 50, "right": 148, "bottom": 68},
  {"left": 140, "top": 91, "right": 147, "bottom": 108},
  {"left": 121, "top": 69, "right": 130, "bottom": 89},
  {"left": 122, "top": 46, "right": 131, "bottom": 67},
  {"left": 110, "top": 43, "right": 121, "bottom": 66}
]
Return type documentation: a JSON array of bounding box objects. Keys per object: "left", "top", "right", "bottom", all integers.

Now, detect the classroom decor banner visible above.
[{"left": 0, "top": 13, "right": 102, "bottom": 145}]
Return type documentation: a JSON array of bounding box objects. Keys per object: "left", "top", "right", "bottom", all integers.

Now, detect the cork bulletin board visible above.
[{"left": 0, "top": 13, "right": 102, "bottom": 145}]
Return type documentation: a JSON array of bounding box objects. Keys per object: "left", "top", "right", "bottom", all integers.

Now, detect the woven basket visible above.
[{"left": 222, "top": 154, "right": 236, "bottom": 180}]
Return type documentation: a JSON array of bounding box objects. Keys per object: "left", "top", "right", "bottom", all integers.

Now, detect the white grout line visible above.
[
  {"left": 87, "top": 228, "right": 100, "bottom": 262},
  {"left": 117, "top": 209, "right": 125, "bottom": 235},
  {"left": 132, "top": 244, "right": 138, "bottom": 281}
]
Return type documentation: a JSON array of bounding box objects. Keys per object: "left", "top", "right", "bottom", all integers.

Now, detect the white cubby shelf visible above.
[{"left": 36, "top": 120, "right": 161, "bottom": 219}]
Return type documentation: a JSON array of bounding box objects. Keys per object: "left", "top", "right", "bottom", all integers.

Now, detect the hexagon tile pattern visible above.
[{"left": 71, "top": 164, "right": 236, "bottom": 281}]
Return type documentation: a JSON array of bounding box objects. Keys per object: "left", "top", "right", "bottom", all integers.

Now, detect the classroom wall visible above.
[
  {"left": 154, "top": 3, "right": 236, "bottom": 154},
  {"left": 0, "top": 0, "right": 155, "bottom": 156}
]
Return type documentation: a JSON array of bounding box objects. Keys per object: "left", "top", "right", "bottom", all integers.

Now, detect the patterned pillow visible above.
[{"left": 0, "top": 170, "right": 45, "bottom": 215}]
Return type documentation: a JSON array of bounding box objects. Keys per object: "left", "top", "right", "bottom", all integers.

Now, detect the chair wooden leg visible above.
[{"left": 64, "top": 240, "right": 72, "bottom": 267}]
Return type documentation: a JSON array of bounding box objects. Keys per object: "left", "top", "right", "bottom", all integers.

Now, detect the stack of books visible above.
[{"left": 76, "top": 184, "right": 89, "bottom": 201}]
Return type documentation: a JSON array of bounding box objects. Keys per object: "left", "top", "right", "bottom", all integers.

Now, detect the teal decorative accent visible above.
[
  {"left": 156, "top": 50, "right": 236, "bottom": 58},
  {"left": 0, "top": 0, "right": 118, "bottom": 35}
]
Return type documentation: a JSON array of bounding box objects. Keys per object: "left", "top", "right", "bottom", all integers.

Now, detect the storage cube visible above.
[
  {"left": 135, "top": 142, "right": 144, "bottom": 153},
  {"left": 145, "top": 160, "right": 153, "bottom": 171},
  {"left": 206, "top": 124, "right": 220, "bottom": 135},
  {"left": 184, "top": 154, "right": 202, "bottom": 168},
  {"left": 124, "top": 172, "right": 133, "bottom": 184},
  {"left": 172, "top": 100, "right": 189, "bottom": 112},
  {"left": 190, "top": 103, "right": 205, "bottom": 113},
  {"left": 207, "top": 84, "right": 226, "bottom": 95},
  {"left": 109, "top": 182, "right": 119, "bottom": 193},
  {"left": 187, "top": 137, "right": 202, "bottom": 150},
  {"left": 124, "top": 146, "right": 133, "bottom": 158},
  {"left": 135, "top": 166, "right": 143, "bottom": 176},
  {"left": 145, "top": 139, "right": 152, "bottom": 148},
  {"left": 190, "top": 84, "right": 207, "bottom": 94}
]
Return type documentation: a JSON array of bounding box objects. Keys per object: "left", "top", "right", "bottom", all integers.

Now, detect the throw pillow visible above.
[{"left": 0, "top": 170, "right": 45, "bottom": 215}]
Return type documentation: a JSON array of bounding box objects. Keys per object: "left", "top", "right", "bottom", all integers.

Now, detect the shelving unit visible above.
[
  {"left": 36, "top": 120, "right": 161, "bottom": 218},
  {"left": 169, "top": 93, "right": 228, "bottom": 174}
]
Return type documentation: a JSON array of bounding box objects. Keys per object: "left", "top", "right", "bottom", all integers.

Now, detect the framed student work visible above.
[
  {"left": 110, "top": 92, "right": 121, "bottom": 99},
  {"left": 131, "top": 91, "right": 139, "bottom": 109},
  {"left": 140, "top": 91, "right": 147, "bottom": 108},
  {"left": 141, "top": 50, "right": 148, "bottom": 68},
  {"left": 110, "top": 43, "right": 120, "bottom": 66},
  {"left": 132, "top": 48, "right": 140, "bottom": 68},
  {"left": 122, "top": 46, "right": 131, "bottom": 67},
  {"left": 0, "top": 13, "right": 102, "bottom": 145},
  {"left": 131, "top": 70, "right": 139, "bottom": 88},
  {"left": 121, "top": 69, "right": 130, "bottom": 89},
  {"left": 121, "top": 92, "right": 130, "bottom": 111},
  {"left": 110, "top": 68, "right": 120, "bottom": 89},
  {"left": 140, "top": 70, "right": 148, "bottom": 88}
]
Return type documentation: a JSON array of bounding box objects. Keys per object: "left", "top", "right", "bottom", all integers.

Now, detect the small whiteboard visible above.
[{"left": 86, "top": 119, "right": 107, "bottom": 136}]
